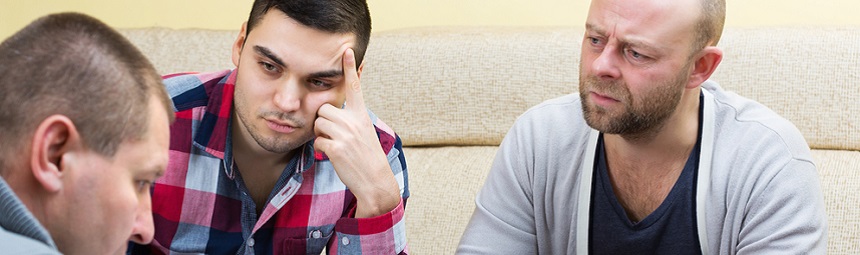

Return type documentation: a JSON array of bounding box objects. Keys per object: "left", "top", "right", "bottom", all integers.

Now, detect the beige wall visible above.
[{"left": 1, "top": 0, "right": 859, "bottom": 40}]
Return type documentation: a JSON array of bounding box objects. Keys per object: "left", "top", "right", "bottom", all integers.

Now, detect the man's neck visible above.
[
  {"left": 230, "top": 118, "right": 298, "bottom": 213},
  {"left": 605, "top": 88, "right": 701, "bottom": 165},
  {"left": 602, "top": 88, "right": 700, "bottom": 222},
  {"left": 231, "top": 135, "right": 296, "bottom": 172},
  {"left": 230, "top": 116, "right": 297, "bottom": 171},
  {"left": 1, "top": 173, "right": 51, "bottom": 237}
]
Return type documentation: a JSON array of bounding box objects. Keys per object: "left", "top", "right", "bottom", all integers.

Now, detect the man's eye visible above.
[
  {"left": 310, "top": 80, "right": 330, "bottom": 88},
  {"left": 589, "top": 37, "right": 600, "bottom": 45},
  {"left": 260, "top": 62, "right": 278, "bottom": 72},
  {"left": 626, "top": 48, "right": 647, "bottom": 61},
  {"left": 136, "top": 180, "right": 153, "bottom": 193}
]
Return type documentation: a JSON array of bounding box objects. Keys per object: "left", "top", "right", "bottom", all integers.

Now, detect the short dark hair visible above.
[
  {"left": 0, "top": 12, "right": 174, "bottom": 169},
  {"left": 245, "top": 0, "right": 372, "bottom": 67},
  {"left": 692, "top": 0, "right": 726, "bottom": 51}
]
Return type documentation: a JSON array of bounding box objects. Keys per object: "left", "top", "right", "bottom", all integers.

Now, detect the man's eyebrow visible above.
[
  {"left": 253, "top": 45, "right": 285, "bottom": 67},
  {"left": 585, "top": 23, "right": 603, "bottom": 35},
  {"left": 585, "top": 23, "right": 660, "bottom": 52},
  {"left": 620, "top": 34, "right": 661, "bottom": 53},
  {"left": 252, "top": 45, "right": 342, "bottom": 79},
  {"left": 138, "top": 164, "right": 165, "bottom": 179},
  {"left": 308, "top": 69, "right": 343, "bottom": 80}
]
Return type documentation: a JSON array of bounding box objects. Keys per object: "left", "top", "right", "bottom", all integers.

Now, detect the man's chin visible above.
[
  {"left": 584, "top": 119, "right": 611, "bottom": 133},
  {"left": 583, "top": 111, "right": 626, "bottom": 134},
  {"left": 253, "top": 133, "right": 312, "bottom": 154}
]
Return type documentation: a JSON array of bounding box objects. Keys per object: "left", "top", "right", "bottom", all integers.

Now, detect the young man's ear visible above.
[
  {"left": 686, "top": 46, "right": 723, "bottom": 89},
  {"left": 357, "top": 62, "right": 364, "bottom": 79},
  {"left": 29, "top": 115, "right": 82, "bottom": 192},
  {"left": 232, "top": 22, "right": 249, "bottom": 68}
]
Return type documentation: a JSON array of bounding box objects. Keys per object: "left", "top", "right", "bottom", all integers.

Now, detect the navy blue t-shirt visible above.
[{"left": 588, "top": 96, "right": 704, "bottom": 254}]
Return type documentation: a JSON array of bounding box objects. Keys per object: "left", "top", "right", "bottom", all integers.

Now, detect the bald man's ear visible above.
[
  {"left": 686, "top": 46, "right": 723, "bottom": 89},
  {"left": 29, "top": 115, "right": 82, "bottom": 192}
]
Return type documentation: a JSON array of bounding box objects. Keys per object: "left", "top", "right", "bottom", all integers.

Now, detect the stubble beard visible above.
[
  {"left": 234, "top": 90, "right": 313, "bottom": 154},
  {"left": 578, "top": 64, "right": 690, "bottom": 139}
]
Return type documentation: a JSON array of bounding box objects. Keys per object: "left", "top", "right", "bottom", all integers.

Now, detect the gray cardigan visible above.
[
  {"left": 0, "top": 177, "right": 60, "bottom": 255},
  {"left": 457, "top": 81, "right": 827, "bottom": 254}
]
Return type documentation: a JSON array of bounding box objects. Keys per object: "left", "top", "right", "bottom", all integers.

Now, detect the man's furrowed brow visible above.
[
  {"left": 309, "top": 69, "right": 343, "bottom": 79},
  {"left": 585, "top": 23, "right": 660, "bottom": 52},
  {"left": 253, "top": 46, "right": 285, "bottom": 67},
  {"left": 586, "top": 23, "right": 605, "bottom": 35}
]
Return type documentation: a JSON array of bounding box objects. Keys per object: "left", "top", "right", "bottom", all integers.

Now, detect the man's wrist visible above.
[{"left": 354, "top": 184, "right": 401, "bottom": 218}]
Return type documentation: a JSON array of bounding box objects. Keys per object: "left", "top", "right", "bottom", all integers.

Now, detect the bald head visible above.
[
  {"left": 694, "top": 0, "right": 727, "bottom": 49},
  {"left": 586, "top": 0, "right": 725, "bottom": 56}
]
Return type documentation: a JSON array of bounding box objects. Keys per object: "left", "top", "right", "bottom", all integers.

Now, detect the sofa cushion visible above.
[
  {"left": 401, "top": 146, "right": 496, "bottom": 255},
  {"left": 814, "top": 149, "right": 860, "bottom": 252},
  {"left": 400, "top": 148, "right": 858, "bottom": 255}
]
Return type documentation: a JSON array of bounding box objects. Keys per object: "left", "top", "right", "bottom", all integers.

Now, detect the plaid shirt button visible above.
[
  {"left": 311, "top": 230, "right": 322, "bottom": 239},
  {"left": 248, "top": 237, "right": 255, "bottom": 247},
  {"left": 342, "top": 237, "right": 350, "bottom": 246}
]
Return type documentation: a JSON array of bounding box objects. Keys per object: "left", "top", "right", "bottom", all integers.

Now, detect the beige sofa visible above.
[{"left": 122, "top": 26, "right": 859, "bottom": 254}]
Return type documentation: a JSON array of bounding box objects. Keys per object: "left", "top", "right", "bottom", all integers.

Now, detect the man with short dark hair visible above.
[
  {"left": 458, "top": 0, "right": 826, "bottom": 253},
  {"left": 0, "top": 12, "right": 174, "bottom": 254},
  {"left": 128, "top": 0, "right": 408, "bottom": 254}
]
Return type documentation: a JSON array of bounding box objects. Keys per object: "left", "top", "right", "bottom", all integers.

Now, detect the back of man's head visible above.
[
  {"left": 0, "top": 12, "right": 173, "bottom": 172},
  {"left": 244, "top": 0, "right": 372, "bottom": 67}
]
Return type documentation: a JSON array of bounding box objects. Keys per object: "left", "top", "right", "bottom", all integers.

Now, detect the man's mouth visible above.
[
  {"left": 589, "top": 91, "right": 620, "bottom": 105},
  {"left": 265, "top": 119, "right": 297, "bottom": 133}
]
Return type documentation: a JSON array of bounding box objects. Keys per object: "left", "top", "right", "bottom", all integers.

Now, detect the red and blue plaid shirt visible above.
[{"left": 129, "top": 70, "right": 409, "bottom": 254}]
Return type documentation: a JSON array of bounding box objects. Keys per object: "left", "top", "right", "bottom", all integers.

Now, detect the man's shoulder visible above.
[
  {"left": 0, "top": 226, "right": 59, "bottom": 255},
  {"left": 495, "top": 93, "right": 592, "bottom": 168},
  {"left": 706, "top": 81, "right": 813, "bottom": 166},
  {"left": 368, "top": 109, "right": 402, "bottom": 155},
  {"left": 162, "top": 70, "right": 232, "bottom": 90},
  {"left": 512, "top": 93, "right": 590, "bottom": 138},
  {"left": 163, "top": 70, "right": 235, "bottom": 158},
  {"left": 518, "top": 93, "right": 583, "bottom": 122},
  {"left": 162, "top": 70, "right": 233, "bottom": 109}
]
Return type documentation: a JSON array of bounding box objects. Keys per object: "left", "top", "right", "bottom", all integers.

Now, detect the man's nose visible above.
[
  {"left": 128, "top": 197, "right": 155, "bottom": 244},
  {"left": 273, "top": 79, "right": 304, "bottom": 112},
  {"left": 591, "top": 45, "right": 621, "bottom": 80}
]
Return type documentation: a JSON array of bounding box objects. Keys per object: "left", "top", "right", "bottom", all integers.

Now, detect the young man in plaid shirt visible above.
[{"left": 129, "top": 0, "right": 409, "bottom": 254}]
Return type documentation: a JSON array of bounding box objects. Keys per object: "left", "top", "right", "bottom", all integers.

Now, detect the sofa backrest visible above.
[
  {"left": 361, "top": 27, "right": 860, "bottom": 150},
  {"left": 121, "top": 27, "right": 858, "bottom": 151},
  {"left": 360, "top": 27, "right": 582, "bottom": 146},
  {"left": 122, "top": 28, "right": 236, "bottom": 75}
]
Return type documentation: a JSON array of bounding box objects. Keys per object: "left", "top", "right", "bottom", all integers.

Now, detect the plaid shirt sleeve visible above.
[
  {"left": 327, "top": 114, "right": 409, "bottom": 254},
  {"left": 331, "top": 198, "right": 408, "bottom": 254}
]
